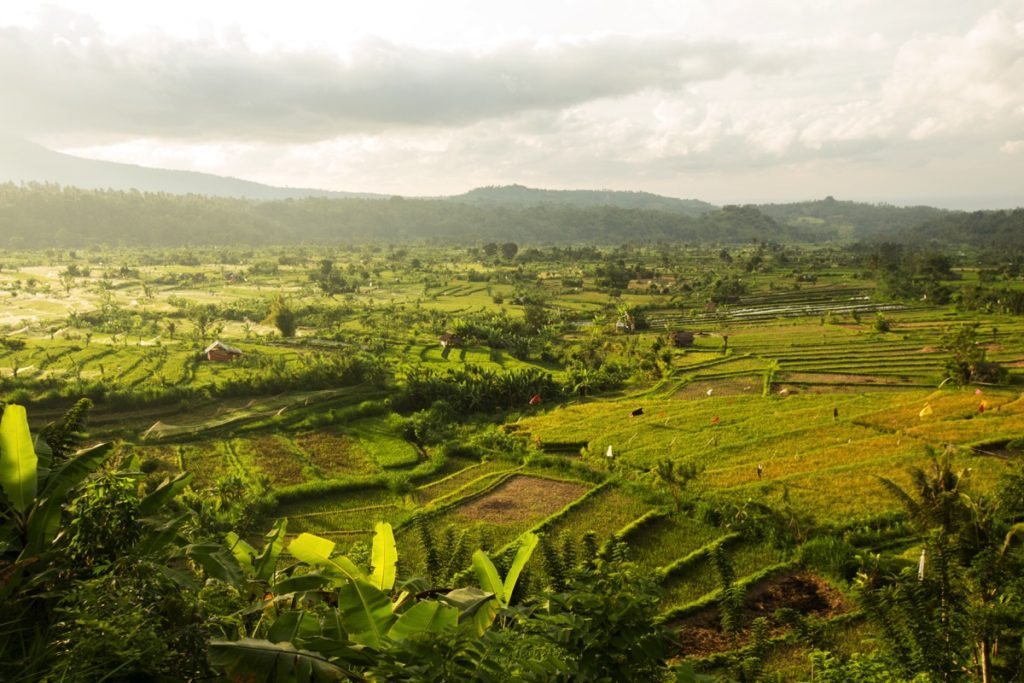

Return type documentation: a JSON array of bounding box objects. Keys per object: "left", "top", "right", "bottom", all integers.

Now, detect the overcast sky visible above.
[{"left": 1, "top": 1, "right": 1022, "bottom": 208}]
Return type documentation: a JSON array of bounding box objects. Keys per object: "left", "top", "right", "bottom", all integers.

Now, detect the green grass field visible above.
[{"left": 7, "top": 245, "right": 1024, "bottom": 679}]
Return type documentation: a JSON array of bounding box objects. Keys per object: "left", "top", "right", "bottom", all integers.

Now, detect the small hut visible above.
[{"left": 204, "top": 341, "right": 243, "bottom": 362}]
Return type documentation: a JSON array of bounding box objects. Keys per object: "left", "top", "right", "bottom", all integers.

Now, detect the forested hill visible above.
[
  {"left": 901, "top": 208, "right": 1024, "bottom": 249},
  {"left": 447, "top": 184, "right": 716, "bottom": 217},
  {"left": 0, "top": 184, "right": 786, "bottom": 248},
  {"left": 755, "top": 197, "right": 949, "bottom": 239},
  {"left": 2, "top": 183, "right": 1018, "bottom": 249}
]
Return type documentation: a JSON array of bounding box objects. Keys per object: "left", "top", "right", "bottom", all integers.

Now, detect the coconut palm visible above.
[{"left": 866, "top": 451, "right": 1024, "bottom": 682}]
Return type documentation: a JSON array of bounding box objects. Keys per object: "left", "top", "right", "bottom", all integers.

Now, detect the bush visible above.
[{"left": 799, "top": 535, "right": 858, "bottom": 582}]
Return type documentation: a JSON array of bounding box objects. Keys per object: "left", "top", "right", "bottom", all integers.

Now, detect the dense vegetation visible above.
[
  {"left": 4, "top": 183, "right": 1022, "bottom": 249},
  {"left": 2, "top": 227, "right": 1024, "bottom": 680}
]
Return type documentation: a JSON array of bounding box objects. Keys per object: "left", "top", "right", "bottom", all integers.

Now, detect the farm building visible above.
[{"left": 204, "top": 341, "right": 243, "bottom": 362}]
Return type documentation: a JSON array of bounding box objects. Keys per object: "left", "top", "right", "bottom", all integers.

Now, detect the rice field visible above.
[
  {"left": 9, "top": 247, "right": 1024, "bottom": 672},
  {"left": 660, "top": 540, "right": 792, "bottom": 610},
  {"left": 539, "top": 483, "right": 654, "bottom": 543},
  {"left": 626, "top": 514, "right": 726, "bottom": 572},
  {"left": 414, "top": 459, "right": 520, "bottom": 503},
  {"left": 518, "top": 383, "right": 1024, "bottom": 523}
]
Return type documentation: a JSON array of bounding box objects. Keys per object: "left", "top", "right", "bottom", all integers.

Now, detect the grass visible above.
[
  {"left": 414, "top": 459, "right": 520, "bottom": 503},
  {"left": 276, "top": 487, "right": 404, "bottom": 518},
  {"left": 627, "top": 513, "right": 728, "bottom": 572},
  {"left": 342, "top": 415, "right": 422, "bottom": 469},
  {"left": 660, "top": 540, "right": 792, "bottom": 611},
  {"left": 179, "top": 442, "right": 231, "bottom": 489},
  {"left": 292, "top": 430, "right": 382, "bottom": 479},
  {"left": 540, "top": 483, "right": 654, "bottom": 544},
  {"left": 231, "top": 435, "right": 308, "bottom": 486}
]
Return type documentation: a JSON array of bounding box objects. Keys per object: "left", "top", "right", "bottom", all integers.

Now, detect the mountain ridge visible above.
[{"left": 0, "top": 136, "right": 385, "bottom": 201}]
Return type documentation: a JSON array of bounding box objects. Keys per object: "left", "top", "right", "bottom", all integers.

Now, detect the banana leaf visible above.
[
  {"left": 338, "top": 578, "right": 395, "bottom": 649},
  {"left": 288, "top": 533, "right": 365, "bottom": 583},
  {"left": 254, "top": 518, "right": 288, "bottom": 582},
  {"left": 370, "top": 521, "right": 397, "bottom": 592},
  {"left": 138, "top": 471, "right": 192, "bottom": 516},
  {"left": 471, "top": 550, "right": 505, "bottom": 605},
  {"left": 502, "top": 532, "right": 538, "bottom": 601},
  {"left": 387, "top": 600, "right": 457, "bottom": 641},
  {"left": 0, "top": 405, "right": 37, "bottom": 514},
  {"left": 208, "top": 638, "right": 348, "bottom": 683}
]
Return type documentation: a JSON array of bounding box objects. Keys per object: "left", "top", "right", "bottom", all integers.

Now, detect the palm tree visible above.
[{"left": 869, "top": 451, "right": 1024, "bottom": 682}]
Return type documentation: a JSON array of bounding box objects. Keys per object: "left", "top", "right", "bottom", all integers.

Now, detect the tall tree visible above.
[{"left": 268, "top": 297, "right": 297, "bottom": 338}]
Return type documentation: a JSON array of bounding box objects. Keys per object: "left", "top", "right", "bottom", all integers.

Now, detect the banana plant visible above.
[
  {"left": 226, "top": 517, "right": 288, "bottom": 582},
  {"left": 472, "top": 532, "right": 539, "bottom": 610},
  {"left": 210, "top": 522, "right": 507, "bottom": 681},
  {"left": 0, "top": 404, "right": 115, "bottom": 599},
  {"left": 1, "top": 403, "right": 202, "bottom": 601}
]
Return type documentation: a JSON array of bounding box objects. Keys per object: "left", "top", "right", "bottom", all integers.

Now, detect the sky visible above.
[{"left": 1, "top": 1, "right": 1022, "bottom": 208}]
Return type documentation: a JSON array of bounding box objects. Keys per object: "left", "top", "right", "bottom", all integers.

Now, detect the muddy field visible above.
[
  {"left": 455, "top": 475, "right": 590, "bottom": 524},
  {"left": 672, "top": 571, "right": 852, "bottom": 657}
]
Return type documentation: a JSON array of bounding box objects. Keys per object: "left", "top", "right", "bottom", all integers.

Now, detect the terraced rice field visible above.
[
  {"left": 293, "top": 431, "right": 381, "bottom": 479},
  {"left": 454, "top": 475, "right": 589, "bottom": 525},
  {"left": 414, "top": 460, "right": 521, "bottom": 504},
  {"left": 519, "top": 385, "right": 1024, "bottom": 522},
  {"left": 538, "top": 483, "right": 654, "bottom": 542}
]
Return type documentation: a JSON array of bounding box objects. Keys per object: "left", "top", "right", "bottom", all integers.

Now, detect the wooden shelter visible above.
[{"left": 204, "top": 340, "right": 243, "bottom": 362}]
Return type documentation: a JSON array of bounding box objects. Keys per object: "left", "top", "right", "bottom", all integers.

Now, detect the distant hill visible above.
[
  {"left": 5, "top": 138, "right": 1015, "bottom": 248},
  {"left": 902, "top": 208, "right": 1024, "bottom": 250},
  {"left": 0, "top": 136, "right": 385, "bottom": 200},
  {"left": 450, "top": 184, "right": 716, "bottom": 217},
  {"left": 0, "top": 184, "right": 785, "bottom": 248},
  {"left": 755, "top": 197, "right": 949, "bottom": 240}
]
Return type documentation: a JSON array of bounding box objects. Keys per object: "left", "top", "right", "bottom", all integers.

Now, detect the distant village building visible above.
[
  {"left": 204, "top": 341, "right": 243, "bottom": 362},
  {"left": 668, "top": 331, "right": 695, "bottom": 348}
]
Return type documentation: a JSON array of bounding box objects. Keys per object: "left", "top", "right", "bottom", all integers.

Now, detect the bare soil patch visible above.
[
  {"left": 455, "top": 475, "right": 589, "bottom": 524},
  {"left": 671, "top": 571, "right": 852, "bottom": 658},
  {"left": 776, "top": 373, "right": 917, "bottom": 392}
]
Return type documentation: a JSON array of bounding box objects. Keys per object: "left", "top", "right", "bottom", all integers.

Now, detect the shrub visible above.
[{"left": 799, "top": 535, "right": 858, "bottom": 582}]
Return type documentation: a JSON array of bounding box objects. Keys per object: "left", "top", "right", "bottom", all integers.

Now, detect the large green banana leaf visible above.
[
  {"left": 370, "top": 521, "right": 397, "bottom": 592},
  {"left": 338, "top": 578, "right": 395, "bottom": 649},
  {"left": 387, "top": 600, "right": 458, "bottom": 642},
  {"left": 208, "top": 638, "right": 348, "bottom": 683},
  {"left": 0, "top": 404, "right": 37, "bottom": 514},
  {"left": 288, "top": 532, "right": 365, "bottom": 583},
  {"left": 502, "top": 532, "right": 538, "bottom": 601}
]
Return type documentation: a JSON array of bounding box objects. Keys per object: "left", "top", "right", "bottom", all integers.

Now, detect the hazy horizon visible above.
[{"left": 2, "top": 1, "right": 1022, "bottom": 209}]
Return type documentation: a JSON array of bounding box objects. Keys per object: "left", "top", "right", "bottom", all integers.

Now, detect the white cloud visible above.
[
  {"left": 0, "top": 8, "right": 799, "bottom": 143},
  {"left": 2, "top": 2, "right": 1021, "bottom": 205}
]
